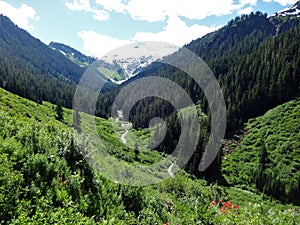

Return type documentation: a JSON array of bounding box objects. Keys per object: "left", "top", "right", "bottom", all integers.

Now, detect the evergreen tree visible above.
[
  {"left": 255, "top": 139, "right": 268, "bottom": 191},
  {"left": 73, "top": 110, "right": 82, "bottom": 133},
  {"left": 56, "top": 103, "right": 64, "bottom": 121},
  {"left": 134, "top": 142, "right": 139, "bottom": 161}
]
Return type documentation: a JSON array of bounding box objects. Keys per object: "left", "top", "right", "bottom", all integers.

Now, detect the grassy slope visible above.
[
  {"left": 98, "top": 67, "right": 123, "bottom": 81},
  {"left": 0, "top": 87, "right": 299, "bottom": 224},
  {"left": 222, "top": 98, "right": 300, "bottom": 201}
]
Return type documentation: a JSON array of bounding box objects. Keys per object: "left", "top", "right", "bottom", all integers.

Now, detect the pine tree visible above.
[
  {"left": 134, "top": 142, "right": 139, "bottom": 161},
  {"left": 255, "top": 139, "right": 268, "bottom": 191},
  {"left": 73, "top": 110, "right": 81, "bottom": 133},
  {"left": 56, "top": 103, "right": 64, "bottom": 121}
]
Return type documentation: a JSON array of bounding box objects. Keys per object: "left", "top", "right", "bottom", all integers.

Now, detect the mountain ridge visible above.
[
  {"left": 48, "top": 41, "right": 159, "bottom": 83},
  {"left": 271, "top": 0, "right": 300, "bottom": 17},
  {"left": 49, "top": 42, "right": 96, "bottom": 68},
  {"left": 0, "top": 15, "right": 83, "bottom": 107}
]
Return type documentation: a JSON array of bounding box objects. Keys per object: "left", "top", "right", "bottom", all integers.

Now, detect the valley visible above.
[
  {"left": 0, "top": 1, "right": 300, "bottom": 224},
  {"left": 0, "top": 86, "right": 299, "bottom": 224}
]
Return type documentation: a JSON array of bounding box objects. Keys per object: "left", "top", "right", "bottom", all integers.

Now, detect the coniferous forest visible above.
[{"left": 0, "top": 2, "right": 300, "bottom": 224}]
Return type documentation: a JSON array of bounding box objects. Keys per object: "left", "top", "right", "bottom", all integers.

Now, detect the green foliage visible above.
[
  {"left": 223, "top": 98, "right": 300, "bottom": 205},
  {"left": 1, "top": 87, "right": 299, "bottom": 224},
  {"left": 0, "top": 87, "right": 128, "bottom": 223}
]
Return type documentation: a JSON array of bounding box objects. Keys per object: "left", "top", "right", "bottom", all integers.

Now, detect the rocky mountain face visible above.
[{"left": 271, "top": 1, "right": 300, "bottom": 17}]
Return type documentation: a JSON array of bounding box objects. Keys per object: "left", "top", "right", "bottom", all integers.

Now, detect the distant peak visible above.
[{"left": 272, "top": 1, "right": 300, "bottom": 17}]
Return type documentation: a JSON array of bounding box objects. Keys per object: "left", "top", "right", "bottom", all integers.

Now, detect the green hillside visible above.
[
  {"left": 0, "top": 15, "right": 82, "bottom": 108},
  {"left": 1, "top": 88, "right": 300, "bottom": 224},
  {"left": 223, "top": 98, "right": 300, "bottom": 205}
]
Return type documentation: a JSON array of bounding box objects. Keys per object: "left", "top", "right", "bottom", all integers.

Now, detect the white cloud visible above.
[
  {"left": 95, "top": 0, "right": 126, "bottom": 13},
  {"left": 133, "top": 16, "right": 221, "bottom": 46},
  {"left": 67, "top": 0, "right": 262, "bottom": 23},
  {"left": 239, "top": 0, "right": 257, "bottom": 5},
  {"left": 77, "top": 0, "right": 278, "bottom": 57},
  {"left": 65, "top": 0, "right": 91, "bottom": 11},
  {"left": 65, "top": 0, "right": 109, "bottom": 21},
  {"left": 262, "top": 0, "right": 295, "bottom": 5},
  {"left": 0, "top": 0, "right": 39, "bottom": 30},
  {"left": 125, "top": 0, "right": 168, "bottom": 22},
  {"left": 94, "top": 0, "right": 252, "bottom": 22},
  {"left": 78, "top": 16, "right": 220, "bottom": 58},
  {"left": 238, "top": 6, "right": 254, "bottom": 14},
  {"left": 92, "top": 10, "right": 110, "bottom": 21},
  {"left": 78, "top": 30, "right": 130, "bottom": 57}
]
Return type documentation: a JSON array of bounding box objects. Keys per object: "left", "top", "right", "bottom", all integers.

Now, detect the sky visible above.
[{"left": 0, "top": 0, "right": 297, "bottom": 58}]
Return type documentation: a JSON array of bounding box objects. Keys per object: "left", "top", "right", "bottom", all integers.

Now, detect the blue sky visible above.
[{"left": 0, "top": 0, "right": 296, "bottom": 58}]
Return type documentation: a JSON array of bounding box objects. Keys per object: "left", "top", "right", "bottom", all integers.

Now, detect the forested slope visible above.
[{"left": 0, "top": 15, "right": 83, "bottom": 107}]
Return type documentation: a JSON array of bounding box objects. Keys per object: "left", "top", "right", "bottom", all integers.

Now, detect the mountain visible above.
[
  {"left": 0, "top": 15, "right": 85, "bottom": 107},
  {"left": 107, "top": 11, "right": 300, "bottom": 134},
  {"left": 269, "top": 1, "right": 300, "bottom": 35},
  {"left": 0, "top": 15, "right": 83, "bottom": 84},
  {"left": 93, "top": 42, "right": 178, "bottom": 83},
  {"left": 0, "top": 14, "right": 118, "bottom": 113},
  {"left": 48, "top": 41, "right": 176, "bottom": 84},
  {"left": 49, "top": 42, "right": 96, "bottom": 67},
  {"left": 48, "top": 42, "right": 125, "bottom": 82},
  {"left": 103, "top": 54, "right": 156, "bottom": 83},
  {"left": 272, "top": 0, "right": 300, "bottom": 17}
]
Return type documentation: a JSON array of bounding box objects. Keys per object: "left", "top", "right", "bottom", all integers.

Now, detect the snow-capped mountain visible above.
[
  {"left": 49, "top": 41, "right": 178, "bottom": 84},
  {"left": 107, "top": 55, "right": 156, "bottom": 81},
  {"left": 101, "top": 42, "right": 179, "bottom": 83},
  {"left": 272, "top": 1, "right": 300, "bottom": 17}
]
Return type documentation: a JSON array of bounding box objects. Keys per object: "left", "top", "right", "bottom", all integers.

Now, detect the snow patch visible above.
[
  {"left": 271, "top": 1, "right": 300, "bottom": 17},
  {"left": 59, "top": 50, "right": 67, "bottom": 56}
]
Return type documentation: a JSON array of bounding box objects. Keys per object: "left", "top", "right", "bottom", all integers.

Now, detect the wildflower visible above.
[
  {"left": 218, "top": 200, "right": 222, "bottom": 204},
  {"left": 220, "top": 207, "right": 228, "bottom": 214},
  {"left": 233, "top": 204, "right": 239, "bottom": 209},
  {"left": 224, "top": 201, "right": 232, "bottom": 209},
  {"left": 211, "top": 200, "right": 216, "bottom": 207}
]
